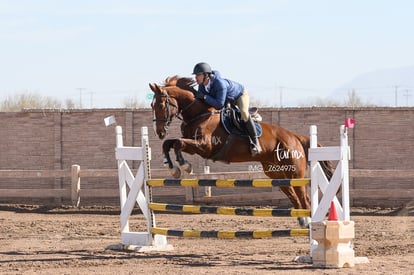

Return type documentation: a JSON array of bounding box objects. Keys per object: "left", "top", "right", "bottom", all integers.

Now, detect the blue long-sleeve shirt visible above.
[{"left": 197, "top": 70, "right": 244, "bottom": 109}]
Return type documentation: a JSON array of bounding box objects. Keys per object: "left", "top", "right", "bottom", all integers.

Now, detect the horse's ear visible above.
[{"left": 149, "top": 83, "right": 160, "bottom": 93}]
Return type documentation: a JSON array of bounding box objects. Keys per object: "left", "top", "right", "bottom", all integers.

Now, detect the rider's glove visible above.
[{"left": 195, "top": 90, "right": 205, "bottom": 100}]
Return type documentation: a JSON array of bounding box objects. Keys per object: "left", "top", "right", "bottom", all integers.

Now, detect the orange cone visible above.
[{"left": 328, "top": 201, "right": 338, "bottom": 221}]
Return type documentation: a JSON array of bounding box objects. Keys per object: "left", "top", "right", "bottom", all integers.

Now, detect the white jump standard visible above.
[{"left": 115, "top": 126, "right": 172, "bottom": 252}]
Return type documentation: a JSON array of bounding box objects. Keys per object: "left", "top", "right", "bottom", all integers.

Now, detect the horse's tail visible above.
[{"left": 295, "top": 134, "right": 334, "bottom": 180}]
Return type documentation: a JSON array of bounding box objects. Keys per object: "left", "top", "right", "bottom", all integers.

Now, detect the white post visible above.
[
  {"left": 309, "top": 125, "right": 319, "bottom": 257},
  {"left": 204, "top": 163, "right": 211, "bottom": 197},
  {"left": 141, "top": 127, "right": 153, "bottom": 244},
  {"left": 141, "top": 127, "right": 168, "bottom": 246},
  {"left": 116, "top": 126, "right": 129, "bottom": 233},
  {"left": 340, "top": 125, "right": 351, "bottom": 221},
  {"left": 116, "top": 125, "right": 123, "bottom": 147},
  {"left": 309, "top": 125, "right": 318, "bottom": 218}
]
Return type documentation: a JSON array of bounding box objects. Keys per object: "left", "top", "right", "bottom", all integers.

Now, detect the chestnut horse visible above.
[{"left": 149, "top": 76, "right": 333, "bottom": 227}]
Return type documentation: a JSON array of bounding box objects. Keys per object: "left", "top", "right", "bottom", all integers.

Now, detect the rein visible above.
[
  {"left": 175, "top": 95, "right": 220, "bottom": 125},
  {"left": 151, "top": 93, "right": 178, "bottom": 132},
  {"left": 184, "top": 109, "right": 220, "bottom": 125},
  {"left": 153, "top": 91, "right": 220, "bottom": 134},
  {"left": 152, "top": 92, "right": 196, "bottom": 124},
  {"left": 152, "top": 91, "right": 200, "bottom": 132}
]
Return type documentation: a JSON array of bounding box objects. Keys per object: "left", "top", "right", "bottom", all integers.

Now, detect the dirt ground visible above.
[{"left": 0, "top": 204, "right": 413, "bottom": 275}]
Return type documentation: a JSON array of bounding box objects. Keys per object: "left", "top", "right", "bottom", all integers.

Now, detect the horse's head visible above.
[
  {"left": 150, "top": 76, "right": 206, "bottom": 139},
  {"left": 149, "top": 83, "right": 180, "bottom": 139}
]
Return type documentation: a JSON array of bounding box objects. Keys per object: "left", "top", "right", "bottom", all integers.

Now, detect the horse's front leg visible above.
[
  {"left": 162, "top": 139, "right": 181, "bottom": 178},
  {"left": 172, "top": 137, "right": 210, "bottom": 175}
]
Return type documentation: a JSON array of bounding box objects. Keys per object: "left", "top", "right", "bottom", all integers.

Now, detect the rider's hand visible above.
[{"left": 195, "top": 91, "right": 205, "bottom": 100}]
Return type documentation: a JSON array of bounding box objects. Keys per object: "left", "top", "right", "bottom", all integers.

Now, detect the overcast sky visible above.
[{"left": 1, "top": 0, "right": 413, "bottom": 107}]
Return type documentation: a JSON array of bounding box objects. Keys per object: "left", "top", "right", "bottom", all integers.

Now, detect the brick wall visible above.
[{"left": 0, "top": 107, "right": 413, "bottom": 206}]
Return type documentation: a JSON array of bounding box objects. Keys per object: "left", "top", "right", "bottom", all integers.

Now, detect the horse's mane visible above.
[{"left": 163, "top": 75, "right": 197, "bottom": 93}]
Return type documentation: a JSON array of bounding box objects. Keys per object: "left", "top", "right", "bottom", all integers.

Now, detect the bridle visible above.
[
  {"left": 151, "top": 91, "right": 178, "bottom": 133},
  {"left": 152, "top": 89, "right": 218, "bottom": 135}
]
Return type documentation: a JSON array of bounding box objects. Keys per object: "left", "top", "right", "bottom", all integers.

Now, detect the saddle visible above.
[
  {"left": 211, "top": 106, "right": 262, "bottom": 162},
  {"left": 220, "top": 105, "right": 262, "bottom": 137}
]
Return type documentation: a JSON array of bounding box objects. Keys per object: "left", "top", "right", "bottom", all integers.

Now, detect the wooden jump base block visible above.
[
  {"left": 151, "top": 227, "right": 310, "bottom": 238},
  {"left": 149, "top": 202, "right": 311, "bottom": 217},
  {"left": 147, "top": 178, "right": 310, "bottom": 187}
]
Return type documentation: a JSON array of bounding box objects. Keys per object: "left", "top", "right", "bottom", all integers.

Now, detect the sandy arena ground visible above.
[{"left": 0, "top": 204, "right": 413, "bottom": 275}]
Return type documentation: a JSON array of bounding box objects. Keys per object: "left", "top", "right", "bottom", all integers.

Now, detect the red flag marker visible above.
[{"left": 345, "top": 118, "right": 355, "bottom": 128}]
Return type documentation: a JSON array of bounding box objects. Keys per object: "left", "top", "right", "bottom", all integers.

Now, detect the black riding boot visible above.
[{"left": 245, "top": 117, "right": 262, "bottom": 156}]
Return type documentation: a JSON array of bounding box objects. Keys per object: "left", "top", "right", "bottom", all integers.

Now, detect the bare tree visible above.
[
  {"left": 64, "top": 98, "right": 77, "bottom": 109},
  {"left": 0, "top": 93, "right": 62, "bottom": 111},
  {"left": 345, "top": 89, "right": 375, "bottom": 107},
  {"left": 122, "top": 96, "right": 149, "bottom": 109},
  {"left": 298, "top": 90, "right": 375, "bottom": 108}
]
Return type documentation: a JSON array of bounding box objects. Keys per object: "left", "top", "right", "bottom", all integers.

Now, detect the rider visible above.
[{"left": 192, "top": 62, "right": 262, "bottom": 156}]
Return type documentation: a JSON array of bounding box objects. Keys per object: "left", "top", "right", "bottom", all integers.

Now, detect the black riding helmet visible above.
[{"left": 192, "top": 62, "right": 212, "bottom": 75}]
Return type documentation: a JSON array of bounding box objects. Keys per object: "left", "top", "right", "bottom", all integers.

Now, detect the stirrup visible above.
[{"left": 250, "top": 143, "right": 262, "bottom": 156}]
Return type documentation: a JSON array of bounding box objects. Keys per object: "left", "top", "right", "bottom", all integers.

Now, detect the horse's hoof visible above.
[
  {"left": 170, "top": 167, "right": 181, "bottom": 178},
  {"left": 181, "top": 162, "right": 193, "bottom": 174},
  {"left": 297, "top": 217, "right": 311, "bottom": 229}
]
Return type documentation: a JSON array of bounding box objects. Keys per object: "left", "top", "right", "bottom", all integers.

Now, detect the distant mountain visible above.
[{"left": 330, "top": 66, "right": 414, "bottom": 107}]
